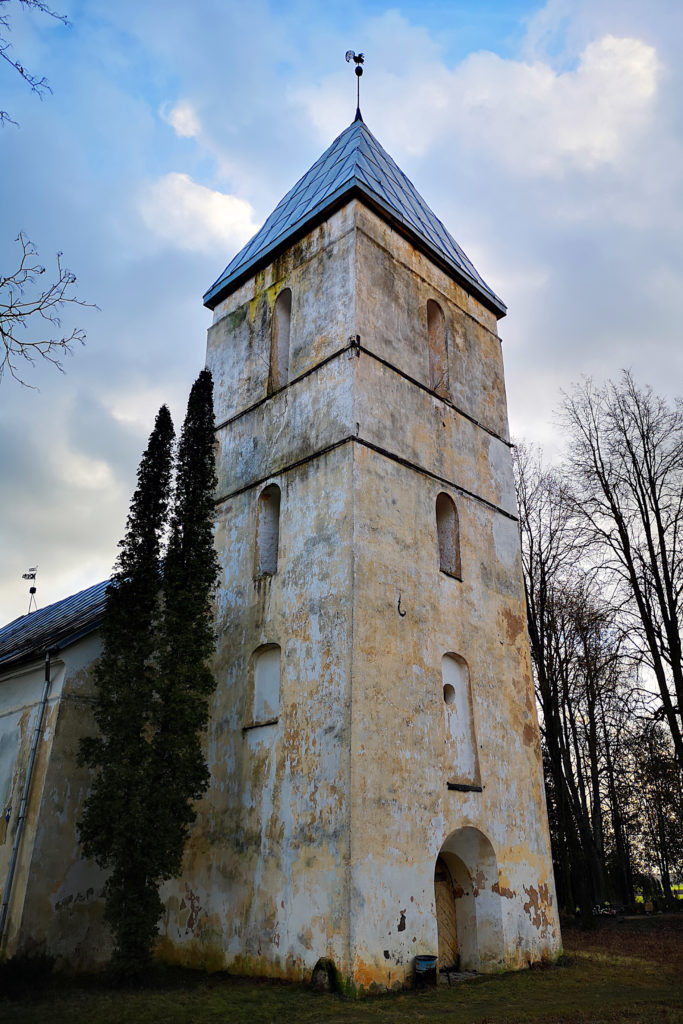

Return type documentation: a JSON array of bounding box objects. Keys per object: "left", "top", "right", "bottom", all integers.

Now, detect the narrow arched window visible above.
[
  {"left": 256, "top": 484, "right": 281, "bottom": 575},
  {"left": 252, "top": 644, "right": 281, "bottom": 725},
  {"left": 270, "top": 288, "right": 291, "bottom": 392},
  {"left": 427, "top": 299, "right": 448, "bottom": 397},
  {"left": 436, "top": 492, "right": 461, "bottom": 578}
]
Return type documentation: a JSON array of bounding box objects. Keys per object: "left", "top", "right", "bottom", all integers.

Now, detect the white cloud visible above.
[
  {"left": 451, "top": 34, "right": 660, "bottom": 176},
  {"left": 60, "top": 451, "right": 115, "bottom": 490},
  {"left": 107, "top": 388, "right": 176, "bottom": 430},
  {"left": 162, "top": 100, "right": 202, "bottom": 139},
  {"left": 138, "top": 173, "right": 260, "bottom": 254},
  {"left": 303, "top": 28, "right": 660, "bottom": 178}
]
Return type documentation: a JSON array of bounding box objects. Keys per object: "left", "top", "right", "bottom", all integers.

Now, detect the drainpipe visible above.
[{"left": 0, "top": 649, "right": 54, "bottom": 948}]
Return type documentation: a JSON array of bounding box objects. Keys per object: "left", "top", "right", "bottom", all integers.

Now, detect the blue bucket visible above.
[{"left": 414, "top": 954, "right": 438, "bottom": 972}]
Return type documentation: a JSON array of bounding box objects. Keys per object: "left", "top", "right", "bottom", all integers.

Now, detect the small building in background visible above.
[{"left": 0, "top": 582, "right": 109, "bottom": 967}]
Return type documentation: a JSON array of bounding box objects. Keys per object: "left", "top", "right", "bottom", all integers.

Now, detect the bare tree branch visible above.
[
  {"left": 1, "top": 5, "right": 94, "bottom": 383},
  {"left": 1, "top": 231, "right": 96, "bottom": 386},
  {"left": 0, "top": 0, "right": 69, "bottom": 125}
]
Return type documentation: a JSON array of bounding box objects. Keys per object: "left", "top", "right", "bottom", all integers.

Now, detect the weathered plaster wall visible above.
[
  {"left": 207, "top": 205, "right": 356, "bottom": 427},
  {"left": 160, "top": 206, "right": 363, "bottom": 978},
  {"left": 0, "top": 659, "right": 60, "bottom": 955},
  {"left": 162, "top": 447, "right": 354, "bottom": 977},
  {"left": 348, "top": 447, "right": 558, "bottom": 988},
  {"left": 0, "top": 635, "right": 108, "bottom": 967},
  {"left": 354, "top": 205, "right": 508, "bottom": 440},
  {"left": 346, "top": 207, "right": 558, "bottom": 986},
  {"left": 213, "top": 355, "right": 355, "bottom": 501},
  {"left": 162, "top": 195, "right": 560, "bottom": 988}
]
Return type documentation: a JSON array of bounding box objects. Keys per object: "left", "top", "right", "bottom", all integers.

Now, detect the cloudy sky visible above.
[{"left": 1, "top": 0, "right": 682, "bottom": 624}]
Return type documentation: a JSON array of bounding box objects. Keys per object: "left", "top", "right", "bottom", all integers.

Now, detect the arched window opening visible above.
[
  {"left": 442, "top": 653, "right": 480, "bottom": 788},
  {"left": 427, "top": 299, "right": 448, "bottom": 397},
  {"left": 252, "top": 644, "right": 281, "bottom": 725},
  {"left": 270, "top": 287, "right": 291, "bottom": 392},
  {"left": 436, "top": 492, "right": 461, "bottom": 578},
  {"left": 256, "top": 484, "right": 281, "bottom": 576}
]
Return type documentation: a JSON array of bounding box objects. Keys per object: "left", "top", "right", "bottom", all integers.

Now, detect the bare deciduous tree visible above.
[
  {"left": 563, "top": 373, "right": 683, "bottom": 770},
  {"left": 515, "top": 443, "right": 639, "bottom": 917}
]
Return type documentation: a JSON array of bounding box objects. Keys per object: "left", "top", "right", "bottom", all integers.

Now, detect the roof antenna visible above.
[
  {"left": 22, "top": 566, "right": 38, "bottom": 614},
  {"left": 345, "top": 51, "right": 365, "bottom": 122}
]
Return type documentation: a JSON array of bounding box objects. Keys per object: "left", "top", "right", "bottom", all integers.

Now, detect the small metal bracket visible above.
[{"left": 348, "top": 334, "right": 361, "bottom": 358}]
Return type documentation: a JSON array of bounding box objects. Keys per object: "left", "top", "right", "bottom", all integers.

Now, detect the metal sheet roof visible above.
[
  {"left": 0, "top": 580, "right": 108, "bottom": 671},
  {"left": 203, "top": 117, "right": 506, "bottom": 316}
]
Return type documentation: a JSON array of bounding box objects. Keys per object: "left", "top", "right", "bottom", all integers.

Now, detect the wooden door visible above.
[{"left": 435, "top": 856, "right": 459, "bottom": 969}]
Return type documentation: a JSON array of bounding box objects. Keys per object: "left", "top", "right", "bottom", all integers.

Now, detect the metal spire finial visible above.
[
  {"left": 22, "top": 566, "right": 38, "bottom": 614},
  {"left": 345, "top": 50, "right": 365, "bottom": 122}
]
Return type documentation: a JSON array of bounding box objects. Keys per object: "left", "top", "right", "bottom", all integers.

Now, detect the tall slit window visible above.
[
  {"left": 270, "top": 287, "right": 291, "bottom": 392},
  {"left": 256, "top": 484, "right": 281, "bottom": 576},
  {"left": 427, "top": 299, "right": 448, "bottom": 397},
  {"left": 436, "top": 492, "right": 461, "bottom": 578}
]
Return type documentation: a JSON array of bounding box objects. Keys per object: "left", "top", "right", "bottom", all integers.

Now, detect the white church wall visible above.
[
  {"left": 162, "top": 195, "right": 561, "bottom": 989},
  {"left": 0, "top": 634, "right": 110, "bottom": 967},
  {"left": 160, "top": 445, "right": 355, "bottom": 979},
  {"left": 206, "top": 205, "right": 357, "bottom": 427},
  {"left": 212, "top": 353, "right": 355, "bottom": 501},
  {"left": 354, "top": 205, "right": 510, "bottom": 442},
  {"left": 348, "top": 447, "right": 559, "bottom": 987}
]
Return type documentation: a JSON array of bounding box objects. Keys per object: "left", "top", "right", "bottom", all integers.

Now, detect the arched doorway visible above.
[{"left": 434, "top": 827, "right": 504, "bottom": 972}]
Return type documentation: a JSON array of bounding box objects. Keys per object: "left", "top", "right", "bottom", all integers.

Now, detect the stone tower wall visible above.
[
  {"left": 343, "top": 207, "right": 558, "bottom": 986},
  {"left": 162, "top": 206, "right": 360, "bottom": 976},
  {"left": 162, "top": 198, "right": 561, "bottom": 986}
]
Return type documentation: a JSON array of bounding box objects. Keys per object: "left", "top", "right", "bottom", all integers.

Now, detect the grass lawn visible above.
[{"left": 1, "top": 915, "right": 682, "bottom": 1024}]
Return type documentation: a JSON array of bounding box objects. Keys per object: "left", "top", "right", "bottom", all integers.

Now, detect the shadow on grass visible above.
[{"left": 1, "top": 918, "right": 681, "bottom": 1024}]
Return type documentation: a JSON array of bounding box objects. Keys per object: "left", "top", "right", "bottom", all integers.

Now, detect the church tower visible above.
[{"left": 163, "top": 114, "right": 561, "bottom": 988}]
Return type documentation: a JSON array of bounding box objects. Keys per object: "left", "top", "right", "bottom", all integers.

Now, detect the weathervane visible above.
[
  {"left": 345, "top": 50, "right": 365, "bottom": 122},
  {"left": 22, "top": 566, "right": 38, "bottom": 614}
]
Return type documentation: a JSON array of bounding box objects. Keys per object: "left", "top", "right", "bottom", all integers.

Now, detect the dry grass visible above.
[
  {"left": 1, "top": 915, "right": 682, "bottom": 1024},
  {"left": 563, "top": 912, "right": 683, "bottom": 970}
]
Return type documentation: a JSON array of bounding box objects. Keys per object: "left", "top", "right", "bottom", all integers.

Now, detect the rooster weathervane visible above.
[{"left": 345, "top": 50, "right": 365, "bottom": 121}]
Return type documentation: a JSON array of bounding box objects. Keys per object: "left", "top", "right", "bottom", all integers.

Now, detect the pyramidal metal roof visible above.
[
  {"left": 0, "top": 579, "right": 108, "bottom": 670},
  {"left": 203, "top": 117, "right": 506, "bottom": 316}
]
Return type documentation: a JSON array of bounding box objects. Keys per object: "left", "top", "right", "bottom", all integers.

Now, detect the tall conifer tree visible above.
[
  {"left": 79, "top": 372, "right": 219, "bottom": 975},
  {"left": 152, "top": 368, "right": 219, "bottom": 887},
  {"left": 79, "top": 404, "right": 175, "bottom": 972}
]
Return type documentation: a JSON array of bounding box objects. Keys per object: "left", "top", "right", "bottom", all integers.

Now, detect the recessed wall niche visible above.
[{"left": 442, "top": 653, "right": 480, "bottom": 787}]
